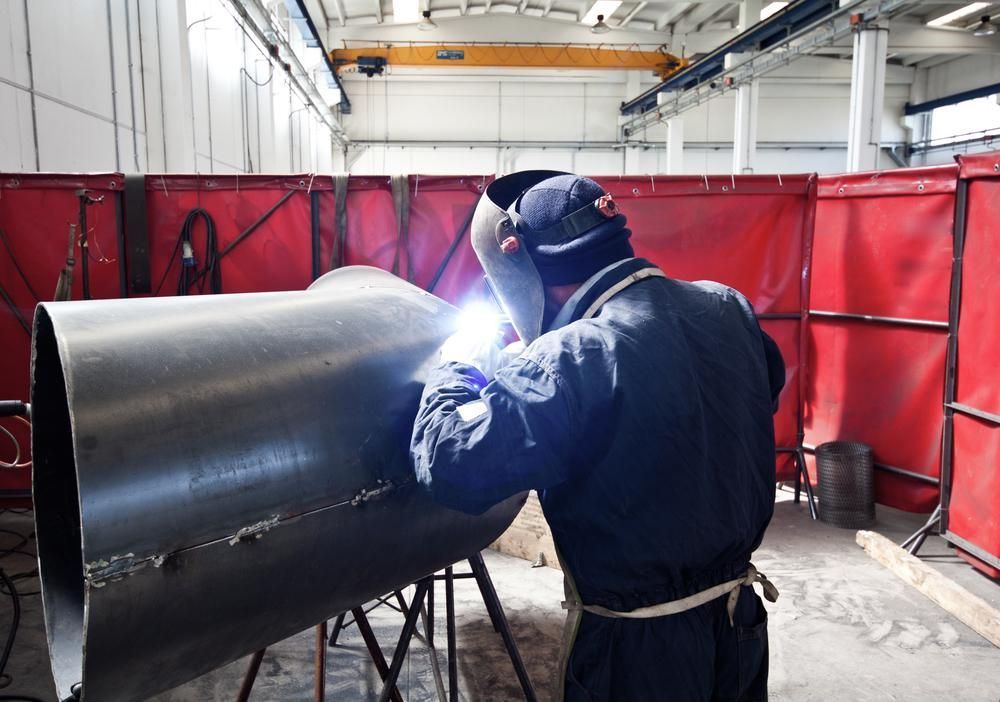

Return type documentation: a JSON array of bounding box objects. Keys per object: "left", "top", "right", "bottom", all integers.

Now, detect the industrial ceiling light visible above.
[
  {"left": 418, "top": 10, "right": 438, "bottom": 30},
  {"left": 973, "top": 14, "right": 998, "bottom": 35},
  {"left": 591, "top": 14, "right": 611, "bottom": 34},
  {"left": 926, "top": 2, "right": 989, "bottom": 27},
  {"left": 581, "top": 0, "right": 621, "bottom": 26}
]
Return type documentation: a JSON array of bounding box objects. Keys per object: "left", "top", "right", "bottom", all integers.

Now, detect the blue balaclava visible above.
[{"left": 513, "top": 174, "right": 634, "bottom": 286}]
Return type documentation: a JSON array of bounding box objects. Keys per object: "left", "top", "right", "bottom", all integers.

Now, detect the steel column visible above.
[
  {"left": 846, "top": 24, "right": 889, "bottom": 172},
  {"left": 732, "top": 0, "right": 761, "bottom": 174},
  {"left": 666, "top": 118, "right": 685, "bottom": 175}
]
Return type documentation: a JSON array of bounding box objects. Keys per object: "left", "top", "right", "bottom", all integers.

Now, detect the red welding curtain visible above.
[
  {"left": 593, "top": 175, "right": 817, "bottom": 481},
  {"left": 0, "top": 171, "right": 816, "bottom": 494},
  {"left": 0, "top": 173, "right": 125, "bottom": 492},
  {"left": 948, "top": 154, "right": 1000, "bottom": 570},
  {"left": 807, "top": 166, "right": 957, "bottom": 512},
  {"left": 331, "top": 176, "right": 490, "bottom": 305},
  {"left": 144, "top": 175, "right": 321, "bottom": 295}
]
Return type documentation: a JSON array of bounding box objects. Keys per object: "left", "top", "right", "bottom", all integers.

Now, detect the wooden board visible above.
[
  {"left": 856, "top": 530, "right": 1000, "bottom": 648},
  {"left": 490, "top": 491, "right": 561, "bottom": 571}
]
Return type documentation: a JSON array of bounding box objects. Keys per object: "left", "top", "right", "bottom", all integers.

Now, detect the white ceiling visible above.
[{"left": 303, "top": 0, "right": 1000, "bottom": 70}]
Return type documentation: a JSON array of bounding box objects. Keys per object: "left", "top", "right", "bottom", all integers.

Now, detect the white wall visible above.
[
  {"left": 0, "top": 0, "right": 337, "bottom": 174},
  {"left": 342, "top": 60, "right": 912, "bottom": 175},
  {"left": 924, "top": 54, "right": 1000, "bottom": 102}
]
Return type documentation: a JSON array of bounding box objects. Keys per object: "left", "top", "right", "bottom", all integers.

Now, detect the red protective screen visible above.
[
  {"left": 145, "top": 175, "right": 321, "bottom": 296},
  {"left": 948, "top": 154, "right": 1000, "bottom": 571},
  {"left": 0, "top": 171, "right": 816, "bottom": 493},
  {"left": 806, "top": 167, "right": 957, "bottom": 512},
  {"left": 0, "top": 173, "right": 125, "bottom": 493},
  {"left": 805, "top": 320, "right": 945, "bottom": 510},
  {"left": 595, "top": 175, "right": 816, "bottom": 481},
  {"left": 335, "top": 176, "right": 490, "bottom": 306},
  {"left": 955, "top": 176, "right": 1000, "bottom": 416},
  {"left": 949, "top": 414, "right": 1000, "bottom": 562},
  {"left": 813, "top": 167, "right": 955, "bottom": 322}
]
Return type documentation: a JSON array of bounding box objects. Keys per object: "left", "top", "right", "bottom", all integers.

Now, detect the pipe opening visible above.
[{"left": 32, "top": 307, "right": 85, "bottom": 700}]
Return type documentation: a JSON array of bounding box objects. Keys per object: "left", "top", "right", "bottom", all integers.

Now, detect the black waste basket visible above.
[{"left": 815, "top": 441, "right": 876, "bottom": 529}]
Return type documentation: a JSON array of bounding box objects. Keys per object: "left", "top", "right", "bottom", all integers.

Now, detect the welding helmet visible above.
[{"left": 471, "top": 171, "right": 630, "bottom": 344}]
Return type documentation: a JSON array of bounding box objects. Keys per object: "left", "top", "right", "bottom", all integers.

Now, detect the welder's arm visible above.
[
  {"left": 761, "top": 330, "right": 786, "bottom": 413},
  {"left": 410, "top": 358, "right": 577, "bottom": 515}
]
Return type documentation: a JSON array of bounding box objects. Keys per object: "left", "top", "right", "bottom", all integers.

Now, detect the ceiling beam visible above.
[
  {"left": 673, "top": 2, "right": 727, "bottom": 34},
  {"left": 618, "top": 1, "right": 647, "bottom": 27},
  {"left": 373, "top": 0, "right": 383, "bottom": 23},
  {"left": 828, "top": 20, "right": 1000, "bottom": 54},
  {"left": 655, "top": 3, "right": 693, "bottom": 32},
  {"left": 331, "top": 0, "right": 347, "bottom": 26}
]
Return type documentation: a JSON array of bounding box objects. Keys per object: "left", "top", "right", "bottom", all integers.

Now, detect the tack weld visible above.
[
  {"left": 351, "top": 479, "right": 396, "bottom": 506},
  {"left": 229, "top": 515, "right": 281, "bottom": 545},
  {"left": 86, "top": 553, "right": 139, "bottom": 587}
]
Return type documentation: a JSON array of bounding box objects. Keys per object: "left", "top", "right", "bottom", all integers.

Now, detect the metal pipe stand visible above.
[{"left": 237, "top": 552, "right": 537, "bottom": 702}]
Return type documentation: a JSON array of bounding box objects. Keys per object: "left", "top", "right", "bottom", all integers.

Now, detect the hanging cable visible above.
[
  {"left": 0, "top": 231, "right": 39, "bottom": 302},
  {"left": 0, "top": 564, "right": 43, "bottom": 700},
  {"left": 0, "top": 416, "right": 30, "bottom": 471},
  {"left": 0, "top": 286, "right": 29, "bottom": 338},
  {"left": 153, "top": 209, "right": 222, "bottom": 297}
]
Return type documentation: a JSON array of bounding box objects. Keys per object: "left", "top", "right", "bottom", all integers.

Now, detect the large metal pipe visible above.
[{"left": 31, "top": 266, "right": 523, "bottom": 702}]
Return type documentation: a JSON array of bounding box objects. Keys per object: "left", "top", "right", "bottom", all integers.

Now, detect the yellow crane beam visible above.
[{"left": 330, "top": 44, "right": 687, "bottom": 79}]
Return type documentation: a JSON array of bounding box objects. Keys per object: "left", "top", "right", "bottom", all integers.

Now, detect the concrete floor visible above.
[{"left": 1, "top": 492, "right": 997, "bottom": 701}]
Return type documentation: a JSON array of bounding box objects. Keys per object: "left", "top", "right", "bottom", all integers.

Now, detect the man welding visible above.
[{"left": 410, "top": 171, "right": 785, "bottom": 701}]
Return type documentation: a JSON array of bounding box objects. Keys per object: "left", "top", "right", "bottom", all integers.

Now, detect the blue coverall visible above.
[{"left": 411, "top": 257, "right": 785, "bottom": 701}]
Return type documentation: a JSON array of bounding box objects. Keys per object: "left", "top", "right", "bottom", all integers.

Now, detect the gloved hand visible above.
[
  {"left": 440, "top": 327, "right": 508, "bottom": 381},
  {"left": 500, "top": 340, "right": 526, "bottom": 364}
]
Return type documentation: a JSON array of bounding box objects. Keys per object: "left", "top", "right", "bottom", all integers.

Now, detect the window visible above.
[{"left": 929, "top": 94, "right": 1000, "bottom": 145}]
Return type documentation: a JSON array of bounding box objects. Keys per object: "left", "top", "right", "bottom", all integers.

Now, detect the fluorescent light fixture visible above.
[
  {"left": 973, "top": 14, "right": 998, "bottom": 35},
  {"left": 591, "top": 14, "right": 611, "bottom": 33},
  {"left": 760, "top": 2, "right": 788, "bottom": 20},
  {"left": 926, "top": 2, "right": 989, "bottom": 27},
  {"left": 392, "top": 0, "right": 421, "bottom": 23},
  {"left": 418, "top": 10, "right": 437, "bottom": 30},
  {"left": 581, "top": 0, "right": 621, "bottom": 26}
]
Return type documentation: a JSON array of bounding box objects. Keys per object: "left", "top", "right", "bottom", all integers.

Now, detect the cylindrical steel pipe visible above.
[{"left": 31, "top": 266, "right": 523, "bottom": 702}]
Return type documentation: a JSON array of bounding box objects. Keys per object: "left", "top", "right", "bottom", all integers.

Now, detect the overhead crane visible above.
[{"left": 330, "top": 43, "right": 688, "bottom": 80}]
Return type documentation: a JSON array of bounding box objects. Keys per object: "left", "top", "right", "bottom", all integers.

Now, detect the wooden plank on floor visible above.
[
  {"left": 856, "top": 530, "right": 1000, "bottom": 648},
  {"left": 490, "top": 491, "right": 561, "bottom": 570}
]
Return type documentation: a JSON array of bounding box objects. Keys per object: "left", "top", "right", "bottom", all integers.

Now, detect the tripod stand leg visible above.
[
  {"left": 378, "top": 578, "right": 432, "bottom": 702},
  {"left": 901, "top": 505, "right": 941, "bottom": 554},
  {"left": 446, "top": 566, "right": 458, "bottom": 702},
  {"left": 328, "top": 612, "right": 346, "bottom": 648},
  {"left": 353, "top": 608, "right": 404, "bottom": 702},
  {"left": 471, "top": 559, "right": 503, "bottom": 633},
  {"left": 468, "top": 553, "right": 537, "bottom": 702},
  {"left": 236, "top": 649, "right": 266, "bottom": 702},
  {"left": 797, "top": 448, "right": 818, "bottom": 520},
  {"left": 426, "top": 578, "right": 435, "bottom": 645},
  {"left": 315, "top": 622, "right": 328, "bottom": 702},
  {"left": 394, "top": 590, "right": 411, "bottom": 617}
]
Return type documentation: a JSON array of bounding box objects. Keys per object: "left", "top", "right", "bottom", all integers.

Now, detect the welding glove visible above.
[{"left": 440, "top": 327, "right": 509, "bottom": 381}]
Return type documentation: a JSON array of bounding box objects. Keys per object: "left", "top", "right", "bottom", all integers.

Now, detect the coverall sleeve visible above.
[
  {"left": 761, "top": 330, "right": 786, "bottom": 412},
  {"left": 410, "top": 357, "right": 578, "bottom": 515}
]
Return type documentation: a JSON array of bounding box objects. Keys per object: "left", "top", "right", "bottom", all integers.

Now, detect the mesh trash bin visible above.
[{"left": 816, "top": 441, "right": 876, "bottom": 529}]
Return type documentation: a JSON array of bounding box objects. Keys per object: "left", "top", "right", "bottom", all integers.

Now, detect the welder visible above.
[{"left": 410, "top": 171, "right": 785, "bottom": 701}]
